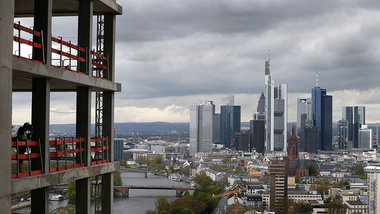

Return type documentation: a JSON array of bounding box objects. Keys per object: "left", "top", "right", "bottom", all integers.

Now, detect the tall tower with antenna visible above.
[{"left": 264, "top": 50, "right": 288, "bottom": 152}]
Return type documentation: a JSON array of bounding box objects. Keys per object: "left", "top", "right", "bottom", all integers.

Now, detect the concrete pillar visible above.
[
  {"left": 102, "top": 90, "right": 114, "bottom": 214},
  {"left": 104, "top": 14, "right": 116, "bottom": 81},
  {"left": 76, "top": 178, "right": 91, "bottom": 214},
  {"left": 102, "top": 173, "right": 113, "bottom": 214},
  {"left": 76, "top": 87, "right": 92, "bottom": 165},
  {"left": 0, "top": 0, "right": 14, "bottom": 213},
  {"left": 103, "top": 91, "right": 114, "bottom": 162},
  {"left": 78, "top": 0, "right": 93, "bottom": 75},
  {"left": 31, "top": 77, "right": 50, "bottom": 173},
  {"left": 31, "top": 187, "right": 48, "bottom": 214},
  {"left": 31, "top": 77, "right": 50, "bottom": 213},
  {"left": 33, "top": 0, "right": 52, "bottom": 64},
  {"left": 76, "top": 87, "right": 91, "bottom": 214}
]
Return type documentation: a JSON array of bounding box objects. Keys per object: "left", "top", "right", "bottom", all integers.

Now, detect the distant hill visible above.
[{"left": 48, "top": 122, "right": 378, "bottom": 136}]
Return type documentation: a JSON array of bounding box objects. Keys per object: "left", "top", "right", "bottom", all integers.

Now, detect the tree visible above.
[
  {"left": 353, "top": 166, "right": 364, "bottom": 176},
  {"left": 170, "top": 195, "right": 205, "bottom": 214},
  {"left": 169, "top": 207, "right": 193, "bottom": 214},
  {"left": 310, "top": 179, "right": 330, "bottom": 199},
  {"left": 195, "top": 192, "right": 216, "bottom": 214},
  {"left": 295, "top": 176, "right": 300, "bottom": 183},
  {"left": 136, "top": 155, "right": 147, "bottom": 165},
  {"left": 308, "top": 164, "right": 318, "bottom": 176},
  {"left": 67, "top": 181, "right": 76, "bottom": 202},
  {"left": 114, "top": 170, "right": 123, "bottom": 186},
  {"left": 155, "top": 196, "right": 170, "bottom": 213},
  {"left": 193, "top": 172, "right": 213, "bottom": 190},
  {"left": 216, "top": 177, "right": 229, "bottom": 191},
  {"left": 328, "top": 196, "right": 347, "bottom": 214}
]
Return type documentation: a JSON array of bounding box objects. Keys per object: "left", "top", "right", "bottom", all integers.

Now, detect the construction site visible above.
[{"left": 0, "top": 0, "right": 122, "bottom": 213}]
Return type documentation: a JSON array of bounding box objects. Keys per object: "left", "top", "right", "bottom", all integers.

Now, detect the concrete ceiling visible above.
[{"left": 15, "top": 0, "right": 122, "bottom": 17}]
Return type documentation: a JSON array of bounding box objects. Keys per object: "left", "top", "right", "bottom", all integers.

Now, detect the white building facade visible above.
[{"left": 190, "top": 101, "right": 214, "bottom": 155}]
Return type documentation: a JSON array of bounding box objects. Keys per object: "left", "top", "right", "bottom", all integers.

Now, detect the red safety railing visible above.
[
  {"left": 48, "top": 137, "right": 86, "bottom": 172},
  {"left": 11, "top": 139, "right": 43, "bottom": 179},
  {"left": 91, "top": 137, "right": 110, "bottom": 165},
  {"left": 11, "top": 136, "right": 110, "bottom": 179},
  {"left": 12, "top": 22, "right": 110, "bottom": 80}
]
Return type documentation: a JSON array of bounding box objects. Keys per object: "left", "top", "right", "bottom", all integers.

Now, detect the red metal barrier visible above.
[
  {"left": 11, "top": 136, "right": 110, "bottom": 179},
  {"left": 11, "top": 139, "right": 43, "bottom": 179},
  {"left": 13, "top": 22, "right": 110, "bottom": 80}
]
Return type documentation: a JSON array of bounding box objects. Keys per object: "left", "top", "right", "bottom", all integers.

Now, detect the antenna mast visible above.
[{"left": 316, "top": 72, "right": 319, "bottom": 87}]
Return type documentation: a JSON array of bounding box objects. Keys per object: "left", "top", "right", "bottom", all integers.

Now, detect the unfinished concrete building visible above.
[{"left": 0, "top": 0, "right": 122, "bottom": 213}]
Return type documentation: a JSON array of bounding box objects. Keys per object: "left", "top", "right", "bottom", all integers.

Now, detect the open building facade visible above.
[{"left": 0, "top": 0, "right": 122, "bottom": 213}]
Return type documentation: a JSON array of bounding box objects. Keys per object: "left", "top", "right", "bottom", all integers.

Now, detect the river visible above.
[{"left": 15, "top": 172, "right": 192, "bottom": 214}]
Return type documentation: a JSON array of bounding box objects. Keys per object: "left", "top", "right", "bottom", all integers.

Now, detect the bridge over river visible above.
[{"left": 114, "top": 185, "right": 195, "bottom": 197}]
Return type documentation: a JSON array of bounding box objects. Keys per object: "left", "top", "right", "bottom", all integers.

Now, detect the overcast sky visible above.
[{"left": 13, "top": 0, "right": 380, "bottom": 124}]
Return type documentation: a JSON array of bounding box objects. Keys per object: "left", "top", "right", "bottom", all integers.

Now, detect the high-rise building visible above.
[
  {"left": 190, "top": 101, "right": 214, "bottom": 155},
  {"left": 312, "top": 86, "right": 332, "bottom": 151},
  {"left": 359, "top": 125, "right": 372, "bottom": 149},
  {"left": 212, "top": 113, "right": 221, "bottom": 144},
  {"left": 297, "top": 98, "right": 312, "bottom": 137},
  {"left": 300, "top": 119, "right": 318, "bottom": 154},
  {"left": 257, "top": 92, "right": 265, "bottom": 114},
  {"left": 250, "top": 113, "right": 265, "bottom": 153},
  {"left": 265, "top": 58, "right": 288, "bottom": 152},
  {"left": 338, "top": 120, "right": 349, "bottom": 150},
  {"left": 342, "top": 106, "right": 354, "bottom": 142},
  {"left": 114, "top": 138, "right": 124, "bottom": 160},
  {"left": 270, "top": 157, "right": 289, "bottom": 213},
  {"left": 220, "top": 97, "right": 241, "bottom": 148},
  {"left": 354, "top": 106, "right": 366, "bottom": 148},
  {"left": 365, "top": 166, "right": 380, "bottom": 214},
  {"left": 233, "top": 131, "right": 250, "bottom": 152}
]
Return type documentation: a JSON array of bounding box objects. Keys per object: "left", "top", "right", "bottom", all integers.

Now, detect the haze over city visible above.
[{"left": 12, "top": 0, "right": 380, "bottom": 125}]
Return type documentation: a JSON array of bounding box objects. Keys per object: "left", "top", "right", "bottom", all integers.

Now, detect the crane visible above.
[{"left": 212, "top": 185, "right": 243, "bottom": 214}]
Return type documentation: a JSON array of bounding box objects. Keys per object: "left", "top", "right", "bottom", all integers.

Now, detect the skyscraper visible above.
[
  {"left": 220, "top": 96, "right": 241, "bottom": 148},
  {"left": 212, "top": 113, "right": 221, "bottom": 144},
  {"left": 359, "top": 125, "right": 372, "bottom": 149},
  {"left": 265, "top": 58, "right": 288, "bottom": 152},
  {"left": 190, "top": 101, "right": 214, "bottom": 155},
  {"left": 257, "top": 92, "right": 265, "bottom": 114},
  {"left": 342, "top": 106, "right": 354, "bottom": 142},
  {"left": 312, "top": 86, "right": 332, "bottom": 151},
  {"left": 337, "top": 120, "right": 349, "bottom": 150},
  {"left": 250, "top": 112, "right": 265, "bottom": 153},
  {"left": 354, "top": 106, "right": 366, "bottom": 148},
  {"left": 297, "top": 98, "right": 312, "bottom": 137}
]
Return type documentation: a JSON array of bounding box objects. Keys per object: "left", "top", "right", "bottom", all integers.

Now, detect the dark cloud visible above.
[{"left": 114, "top": 0, "right": 380, "bottom": 100}]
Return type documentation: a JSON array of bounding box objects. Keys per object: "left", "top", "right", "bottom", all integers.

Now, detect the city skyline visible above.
[{"left": 11, "top": 0, "right": 380, "bottom": 124}]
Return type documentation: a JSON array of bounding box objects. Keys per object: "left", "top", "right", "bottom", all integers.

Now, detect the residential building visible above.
[
  {"left": 270, "top": 157, "right": 289, "bottom": 213},
  {"left": 190, "top": 101, "right": 214, "bottom": 155},
  {"left": 312, "top": 86, "right": 332, "bottom": 151},
  {"left": 365, "top": 166, "right": 380, "bottom": 214},
  {"left": 220, "top": 97, "right": 241, "bottom": 149}
]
